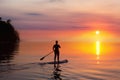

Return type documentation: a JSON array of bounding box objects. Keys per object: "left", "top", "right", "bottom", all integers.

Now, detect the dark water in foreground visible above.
[{"left": 0, "top": 42, "right": 120, "bottom": 80}]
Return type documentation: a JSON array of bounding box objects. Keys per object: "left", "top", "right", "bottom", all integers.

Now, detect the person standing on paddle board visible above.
[{"left": 53, "top": 40, "right": 61, "bottom": 64}]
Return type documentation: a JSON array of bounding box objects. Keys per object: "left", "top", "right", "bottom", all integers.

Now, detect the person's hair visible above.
[{"left": 56, "top": 40, "right": 58, "bottom": 44}]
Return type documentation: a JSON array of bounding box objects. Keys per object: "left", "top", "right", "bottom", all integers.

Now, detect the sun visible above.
[{"left": 96, "top": 30, "right": 100, "bottom": 35}]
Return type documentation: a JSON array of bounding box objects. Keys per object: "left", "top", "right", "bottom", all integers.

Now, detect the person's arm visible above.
[{"left": 59, "top": 45, "right": 61, "bottom": 48}]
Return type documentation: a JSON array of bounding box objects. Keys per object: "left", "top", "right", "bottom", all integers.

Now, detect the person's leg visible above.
[
  {"left": 57, "top": 53, "right": 59, "bottom": 64},
  {"left": 54, "top": 53, "right": 57, "bottom": 63},
  {"left": 56, "top": 52, "right": 60, "bottom": 65},
  {"left": 54, "top": 53, "right": 57, "bottom": 68}
]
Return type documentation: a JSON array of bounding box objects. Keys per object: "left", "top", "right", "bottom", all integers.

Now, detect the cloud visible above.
[
  {"left": 16, "top": 22, "right": 89, "bottom": 31},
  {"left": 48, "top": 0, "right": 63, "bottom": 3},
  {"left": 12, "top": 11, "right": 120, "bottom": 33},
  {"left": 24, "top": 12, "right": 45, "bottom": 16},
  {"left": 33, "top": 0, "right": 64, "bottom": 4},
  {"left": 70, "top": 26, "right": 89, "bottom": 30}
]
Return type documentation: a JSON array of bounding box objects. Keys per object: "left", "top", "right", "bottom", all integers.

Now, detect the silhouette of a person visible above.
[{"left": 53, "top": 40, "right": 61, "bottom": 64}]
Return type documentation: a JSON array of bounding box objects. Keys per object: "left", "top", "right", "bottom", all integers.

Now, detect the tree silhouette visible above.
[{"left": 0, "top": 18, "right": 20, "bottom": 42}]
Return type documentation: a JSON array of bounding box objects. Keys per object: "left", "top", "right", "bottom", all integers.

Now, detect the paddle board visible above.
[{"left": 39, "top": 59, "right": 68, "bottom": 65}]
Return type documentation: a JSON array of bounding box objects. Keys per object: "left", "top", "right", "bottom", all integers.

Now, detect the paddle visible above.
[{"left": 40, "top": 51, "right": 53, "bottom": 60}]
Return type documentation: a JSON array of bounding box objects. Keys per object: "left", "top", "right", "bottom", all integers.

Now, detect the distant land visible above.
[{"left": 0, "top": 18, "right": 20, "bottom": 43}]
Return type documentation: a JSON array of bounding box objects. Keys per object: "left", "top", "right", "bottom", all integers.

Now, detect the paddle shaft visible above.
[
  {"left": 40, "top": 51, "right": 53, "bottom": 60},
  {"left": 44, "top": 51, "right": 53, "bottom": 57}
]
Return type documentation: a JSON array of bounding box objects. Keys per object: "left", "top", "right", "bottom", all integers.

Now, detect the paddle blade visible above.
[{"left": 40, "top": 57, "right": 45, "bottom": 60}]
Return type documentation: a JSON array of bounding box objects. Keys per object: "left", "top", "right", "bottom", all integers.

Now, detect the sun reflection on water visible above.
[
  {"left": 96, "top": 40, "right": 100, "bottom": 56},
  {"left": 96, "top": 31, "right": 100, "bottom": 64}
]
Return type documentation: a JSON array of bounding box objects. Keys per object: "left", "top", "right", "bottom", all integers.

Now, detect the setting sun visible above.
[
  {"left": 0, "top": 0, "right": 120, "bottom": 80},
  {"left": 96, "top": 31, "right": 100, "bottom": 35}
]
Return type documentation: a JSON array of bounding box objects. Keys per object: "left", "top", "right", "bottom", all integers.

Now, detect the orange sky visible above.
[{"left": 0, "top": 0, "right": 120, "bottom": 42}]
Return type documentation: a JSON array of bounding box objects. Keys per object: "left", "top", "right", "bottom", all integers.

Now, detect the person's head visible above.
[{"left": 55, "top": 40, "right": 58, "bottom": 44}]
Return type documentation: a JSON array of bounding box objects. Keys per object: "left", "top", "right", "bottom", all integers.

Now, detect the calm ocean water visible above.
[{"left": 0, "top": 41, "right": 120, "bottom": 80}]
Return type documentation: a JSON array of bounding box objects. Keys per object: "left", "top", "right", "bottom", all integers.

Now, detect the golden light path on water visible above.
[
  {"left": 96, "top": 31, "right": 100, "bottom": 64},
  {"left": 96, "top": 40, "right": 100, "bottom": 57},
  {"left": 96, "top": 40, "right": 100, "bottom": 64}
]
